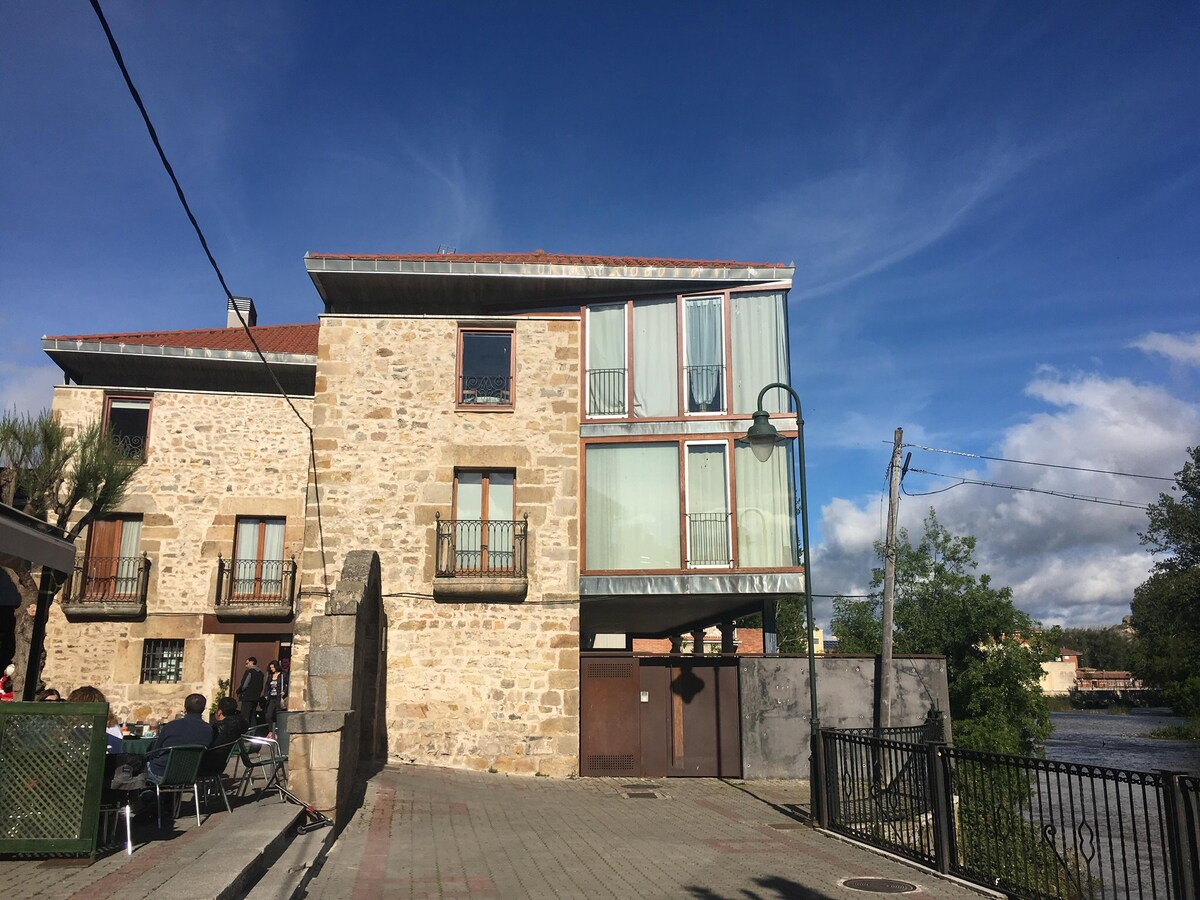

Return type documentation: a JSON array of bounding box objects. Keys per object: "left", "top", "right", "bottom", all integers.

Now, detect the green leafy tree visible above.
[
  {"left": 1130, "top": 446, "right": 1200, "bottom": 710},
  {"left": 1057, "top": 626, "right": 1135, "bottom": 671},
  {"left": 830, "top": 509, "right": 1054, "bottom": 755},
  {"left": 0, "top": 410, "right": 142, "bottom": 695},
  {"left": 775, "top": 595, "right": 809, "bottom": 654}
]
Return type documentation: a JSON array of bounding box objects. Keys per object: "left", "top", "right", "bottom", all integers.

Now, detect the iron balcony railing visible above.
[
  {"left": 215, "top": 556, "right": 297, "bottom": 607},
  {"left": 685, "top": 364, "right": 725, "bottom": 413},
  {"left": 459, "top": 374, "right": 512, "bottom": 406},
  {"left": 67, "top": 554, "right": 150, "bottom": 604},
  {"left": 435, "top": 514, "right": 528, "bottom": 577},
  {"left": 685, "top": 512, "right": 732, "bottom": 567},
  {"left": 820, "top": 726, "right": 1200, "bottom": 900},
  {"left": 586, "top": 367, "right": 627, "bottom": 416}
]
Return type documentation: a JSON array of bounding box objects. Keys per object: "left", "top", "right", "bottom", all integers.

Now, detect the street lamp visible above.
[{"left": 743, "top": 381, "right": 824, "bottom": 825}]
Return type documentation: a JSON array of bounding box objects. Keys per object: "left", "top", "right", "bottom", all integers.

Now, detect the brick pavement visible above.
[{"left": 302, "top": 766, "right": 993, "bottom": 900}]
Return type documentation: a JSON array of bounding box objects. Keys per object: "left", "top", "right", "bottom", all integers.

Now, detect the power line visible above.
[
  {"left": 901, "top": 442, "right": 1174, "bottom": 483},
  {"left": 903, "top": 467, "right": 1153, "bottom": 509},
  {"left": 89, "top": 0, "right": 330, "bottom": 594}
]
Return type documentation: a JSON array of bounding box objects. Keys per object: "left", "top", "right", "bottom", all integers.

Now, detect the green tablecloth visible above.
[{"left": 120, "top": 737, "right": 155, "bottom": 755}]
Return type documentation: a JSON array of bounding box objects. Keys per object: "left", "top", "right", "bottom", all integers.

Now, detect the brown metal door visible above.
[
  {"left": 639, "top": 663, "right": 670, "bottom": 777},
  {"left": 580, "top": 656, "right": 641, "bottom": 777},
  {"left": 667, "top": 659, "right": 742, "bottom": 778},
  {"left": 232, "top": 637, "right": 279, "bottom": 689}
]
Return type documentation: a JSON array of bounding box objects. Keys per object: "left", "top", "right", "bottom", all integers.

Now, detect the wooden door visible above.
[{"left": 232, "top": 637, "right": 279, "bottom": 690}]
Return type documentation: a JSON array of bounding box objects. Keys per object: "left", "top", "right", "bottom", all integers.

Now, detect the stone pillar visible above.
[
  {"left": 691, "top": 629, "right": 705, "bottom": 655},
  {"left": 669, "top": 634, "right": 683, "bottom": 654}
]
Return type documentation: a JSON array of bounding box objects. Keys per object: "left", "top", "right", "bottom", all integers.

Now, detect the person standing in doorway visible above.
[
  {"left": 236, "top": 656, "right": 264, "bottom": 726},
  {"left": 261, "top": 659, "right": 288, "bottom": 737}
]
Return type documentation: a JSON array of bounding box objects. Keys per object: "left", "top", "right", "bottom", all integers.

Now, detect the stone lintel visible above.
[
  {"left": 432, "top": 577, "right": 528, "bottom": 601},
  {"left": 61, "top": 601, "right": 146, "bottom": 621}
]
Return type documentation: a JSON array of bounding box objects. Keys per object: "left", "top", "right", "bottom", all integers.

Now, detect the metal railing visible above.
[
  {"left": 66, "top": 554, "right": 149, "bottom": 603},
  {"left": 435, "top": 514, "right": 528, "bottom": 577},
  {"left": 215, "top": 556, "right": 297, "bottom": 607},
  {"left": 586, "top": 368, "right": 627, "bottom": 416},
  {"left": 821, "top": 727, "right": 1200, "bottom": 899},
  {"left": 685, "top": 512, "right": 731, "bottom": 566},
  {"left": 459, "top": 374, "right": 512, "bottom": 406},
  {"left": 685, "top": 364, "right": 725, "bottom": 412}
]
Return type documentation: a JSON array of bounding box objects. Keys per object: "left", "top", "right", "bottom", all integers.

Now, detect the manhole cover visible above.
[
  {"left": 841, "top": 878, "right": 919, "bottom": 894},
  {"left": 626, "top": 791, "right": 659, "bottom": 799}
]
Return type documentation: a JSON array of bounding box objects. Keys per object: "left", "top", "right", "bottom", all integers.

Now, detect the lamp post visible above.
[{"left": 744, "top": 382, "right": 825, "bottom": 826}]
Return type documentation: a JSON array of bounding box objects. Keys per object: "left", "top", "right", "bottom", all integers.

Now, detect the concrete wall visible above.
[
  {"left": 295, "top": 314, "right": 581, "bottom": 776},
  {"left": 42, "top": 385, "right": 310, "bottom": 721},
  {"left": 739, "top": 654, "right": 951, "bottom": 779}
]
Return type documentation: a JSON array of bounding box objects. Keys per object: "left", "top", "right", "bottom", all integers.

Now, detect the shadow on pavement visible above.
[{"left": 685, "top": 875, "right": 837, "bottom": 899}]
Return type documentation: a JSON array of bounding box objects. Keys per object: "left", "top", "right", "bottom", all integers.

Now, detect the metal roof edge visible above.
[{"left": 41, "top": 338, "right": 317, "bottom": 367}]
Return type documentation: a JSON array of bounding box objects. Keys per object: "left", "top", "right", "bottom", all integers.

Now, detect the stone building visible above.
[{"left": 37, "top": 252, "right": 805, "bottom": 777}]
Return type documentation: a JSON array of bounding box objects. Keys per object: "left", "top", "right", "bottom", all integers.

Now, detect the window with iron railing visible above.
[
  {"left": 435, "top": 513, "right": 528, "bottom": 577},
  {"left": 77, "top": 516, "right": 147, "bottom": 601},
  {"left": 685, "top": 513, "right": 732, "bottom": 567},
  {"left": 586, "top": 368, "right": 627, "bottom": 416},
  {"left": 104, "top": 395, "right": 151, "bottom": 459},
  {"left": 458, "top": 330, "right": 513, "bottom": 408},
  {"left": 140, "top": 638, "right": 183, "bottom": 684}
]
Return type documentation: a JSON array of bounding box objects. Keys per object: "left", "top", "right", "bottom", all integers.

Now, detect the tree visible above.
[
  {"left": 1057, "top": 626, "right": 1135, "bottom": 671},
  {"left": 0, "top": 410, "right": 141, "bottom": 696},
  {"left": 775, "top": 595, "right": 809, "bottom": 654},
  {"left": 1131, "top": 446, "right": 1200, "bottom": 710},
  {"left": 830, "top": 509, "right": 1054, "bottom": 755}
]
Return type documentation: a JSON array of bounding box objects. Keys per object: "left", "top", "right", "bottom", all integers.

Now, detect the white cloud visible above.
[
  {"left": 1130, "top": 331, "right": 1200, "bottom": 367},
  {"left": 815, "top": 369, "right": 1199, "bottom": 629},
  {"left": 0, "top": 363, "right": 59, "bottom": 416}
]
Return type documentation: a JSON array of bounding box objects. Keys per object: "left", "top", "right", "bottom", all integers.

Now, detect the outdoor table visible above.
[{"left": 121, "top": 737, "right": 155, "bottom": 755}]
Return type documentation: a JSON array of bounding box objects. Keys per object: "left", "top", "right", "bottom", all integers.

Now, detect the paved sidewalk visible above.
[
  {"left": 0, "top": 790, "right": 300, "bottom": 900},
  {"left": 302, "top": 766, "right": 990, "bottom": 900}
]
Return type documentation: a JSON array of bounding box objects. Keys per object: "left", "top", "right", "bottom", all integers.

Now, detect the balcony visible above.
[
  {"left": 433, "top": 514, "right": 528, "bottom": 600},
  {"left": 61, "top": 554, "right": 150, "bottom": 620},
  {"left": 214, "top": 556, "right": 297, "bottom": 618},
  {"left": 458, "top": 374, "right": 512, "bottom": 407},
  {"left": 586, "top": 368, "right": 627, "bottom": 416},
  {"left": 685, "top": 513, "right": 732, "bottom": 568},
  {"left": 685, "top": 364, "right": 725, "bottom": 413}
]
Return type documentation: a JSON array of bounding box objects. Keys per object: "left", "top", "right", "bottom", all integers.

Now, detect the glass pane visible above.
[
  {"left": 587, "top": 304, "right": 627, "bottom": 415},
  {"left": 685, "top": 297, "right": 724, "bottom": 412},
  {"left": 107, "top": 400, "right": 149, "bottom": 458},
  {"left": 731, "top": 291, "right": 789, "bottom": 414},
  {"left": 460, "top": 333, "right": 512, "bottom": 404},
  {"left": 687, "top": 445, "right": 730, "bottom": 566},
  {"left": 455, "top": 473, "right": 483, "bottom": 520},
  {"left": 735, "top": 441, "right": 798, "bottom": 567},
  {"left": 115, "top": 518, "right": 142, "bottom": 595},
  {"left": 487, "top": 472, "right": 514, "bottom": 521},
  {"left": 632, "top": 299, "right": 678, "bottom": 417},
  {"left": 454, "top": 474, "right": 484, "bottom": 569},
  {"left": 586, "top": 444, "right": 680, "bottom": 569}
]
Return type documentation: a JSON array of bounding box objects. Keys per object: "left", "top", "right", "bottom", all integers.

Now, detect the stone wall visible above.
[
  {"left": 41, "top": 386, "right": 311, "bottom": 720},
  {"left": 296, "top": 314, "right": 581, "bottom": 776}
]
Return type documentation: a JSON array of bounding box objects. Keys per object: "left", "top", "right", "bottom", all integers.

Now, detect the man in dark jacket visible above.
[
  {"left": 211, "top": 696, "right": 249, "bottom": 745},
  {"left": 236, "top": 657, "right": 265, "bottom": 726},
  {"left": 147, "top": 693, "right": 214, "bottom": 778}
]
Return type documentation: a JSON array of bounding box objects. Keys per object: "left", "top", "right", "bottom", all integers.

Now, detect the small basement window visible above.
[{"left": 140, "top": 638, "right": 184, "bottom": 684}]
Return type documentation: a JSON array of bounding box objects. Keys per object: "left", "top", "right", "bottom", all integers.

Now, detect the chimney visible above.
[{"left": 227, "top": 297, "right": 257, "bottom": 328}]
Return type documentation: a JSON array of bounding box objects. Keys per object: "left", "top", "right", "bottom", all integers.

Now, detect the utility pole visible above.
[{"left": 879, "top": 427, "right": 903, "bottom": 728}]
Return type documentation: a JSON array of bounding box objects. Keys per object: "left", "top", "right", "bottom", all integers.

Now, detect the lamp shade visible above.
[{"left": 745, "top": 410, "right": 781, "bottom": 462}]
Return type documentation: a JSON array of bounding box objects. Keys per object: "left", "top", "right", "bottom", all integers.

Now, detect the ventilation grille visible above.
[
  {"left": 587, "top": 662, "right": 634, "bottom": 678},
  {"left": 587, "top": 754, "right": 636, "bottom": 773}
]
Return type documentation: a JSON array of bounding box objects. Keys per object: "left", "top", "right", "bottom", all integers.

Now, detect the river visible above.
[{"left": 1046, "top": 708, "right": 1200, "bottom": 774}]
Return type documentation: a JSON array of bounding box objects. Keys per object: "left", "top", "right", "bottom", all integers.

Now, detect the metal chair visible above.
[
  {"left": 145, "top": 743, "right": 206, "bottom": 828},
  {"left": 99, "top": 756, "right": 135, "bottom": 855},
  {"left": 237, "top": 735, "right": 288, "bottom": 798},
  {"left": 195, "top": 741, "right": 239, "bottom": 814}
]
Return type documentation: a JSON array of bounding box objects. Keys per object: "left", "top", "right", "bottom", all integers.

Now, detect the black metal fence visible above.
[
  {"left": 686, "top": 512, "right": 732, "bottom": 566},
  {"left": 67, "top": 554, "right": 150, "bottom": 603},
  {"left": 587, "top": 368, "right": 627, "bottom": 416},
  {"left": 215, "top": 556, "right": 297, "bottom": 607},
  {"left": 435, "top": 514, "right": 528, "bottom": 577},
  {"left": 685, "top": 364, "right": 725, "bottom": 412},
  {"left": 821, "top": 727, "right": 1200, "bottom": 899}
]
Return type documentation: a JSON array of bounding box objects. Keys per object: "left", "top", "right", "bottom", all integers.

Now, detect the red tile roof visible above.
[
  {"left": 310, "top": 251, "right": 789, "bottom": 269},
  {"left": 45, "top": 323, "right": 319, "bottom": 355}
]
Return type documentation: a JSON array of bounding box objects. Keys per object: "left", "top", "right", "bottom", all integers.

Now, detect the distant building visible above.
[{"left": 1040, "top": 647, "right": 1080, "bottom": 695}]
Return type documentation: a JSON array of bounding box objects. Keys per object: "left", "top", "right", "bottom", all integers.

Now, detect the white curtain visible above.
[
  {"left": 487, "top": 472, "right": 514, "bottom": 558},
  {"left": 262, "top": 520, "right": 285, "bottom": 595},
  {"left": 115, "top": 518, "right": 142, "bottom": 596},
  {"left": 686, "top": 445, "right": 730, "bottom": 566},
  {"left": 735, "top": 442, "right": 797, "bottom": 567},
  {"left": 234, "top": 518, "right": 285, "bottom": 595},
  {"left": 455, "top": 474, "right": 484, "bottom": 566},
  {"left": 732, "top": 290, "right": 789, "bottom": 414},
  {"left": 586, "top": 444, "right": 680, "bottom": 569},
  {"left": 632, "top": 299, "right": 678, "bottom": 417},
  {"left": 685, "top": 296, "right": 724, "bottom": 411},
  {"left": 587, "top": 304, "right": 626, "bottom": 415}
]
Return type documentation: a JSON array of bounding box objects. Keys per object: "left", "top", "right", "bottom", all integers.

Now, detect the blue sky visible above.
[{"left": 3, "top": 3, "right": 1198, "bottom": 629}]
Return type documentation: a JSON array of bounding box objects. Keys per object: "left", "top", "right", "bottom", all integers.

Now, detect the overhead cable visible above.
[
  {"left": 900, "top": 442, "right": 1174, "bottom": 482},
  {"left": 903, "top": 467, "right": 1153, "bottom": 510}
]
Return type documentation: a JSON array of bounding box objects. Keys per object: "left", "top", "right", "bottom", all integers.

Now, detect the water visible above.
[{"left": 1046, "top": 708, "right": 1200, "bottom": 775}]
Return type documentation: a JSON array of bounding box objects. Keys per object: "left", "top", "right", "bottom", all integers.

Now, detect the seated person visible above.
[
  {"left": 211, "top": 696, "right": 249, "bottom": 745},
  {"left": 37, "top": 688, "right": 62, "bottom": 701},
  {"left": 67, "top": 685, "right": 123, "bottom": 753},
  {"left": 147, "top": 693, "right": 213, "bottom": 777}
]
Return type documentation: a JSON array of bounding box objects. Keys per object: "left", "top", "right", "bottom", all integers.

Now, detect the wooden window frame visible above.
[
  {"left": 232, "top": 516, "right": 286, "bottom": 600},
  {"left": 456, "top": 328, "right": 515, "bottom": 411},
  {"left": 103, "top": 393, "right": 153, "bottom": 460}
]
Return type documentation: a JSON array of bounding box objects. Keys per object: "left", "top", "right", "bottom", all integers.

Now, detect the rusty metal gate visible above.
[{"left": 580, "top": 654, "right": 741, "bottom": 778}]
